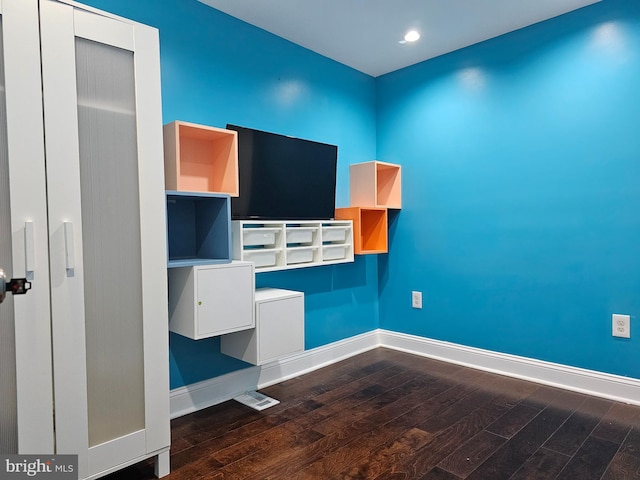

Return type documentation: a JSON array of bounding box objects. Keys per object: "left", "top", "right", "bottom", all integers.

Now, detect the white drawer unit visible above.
[
  {"left": 221, "top": 288, "right": 304, "bottom": 365},
  {"left": 232, "top": 220, "right": 354, "bottom": 271},
  {"left": 168, "top": 262, "right": 255, "bottom": 339}
]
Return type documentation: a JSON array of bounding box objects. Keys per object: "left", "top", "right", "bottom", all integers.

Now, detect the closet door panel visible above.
[
  {"left": 39, "top": 2, "right": 89, "bottom": 474},
  {"left": 73, "top": 13, "right": 169, "bottom": 460},
  {"left": 40, "top": 0, "right": 169, "bottom": 476},
  {"left": 0, "top": 0, "right": 54, "bottom": 455},
  {"left": 75, "top": 35, "right": 146, "bottom": 450}
]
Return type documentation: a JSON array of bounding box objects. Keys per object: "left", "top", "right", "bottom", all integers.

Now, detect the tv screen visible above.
[{"left": 227, "top": 125, "right": 338, "bottom": 221}]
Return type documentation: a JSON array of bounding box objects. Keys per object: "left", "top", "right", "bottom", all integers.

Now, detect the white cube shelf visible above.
[{"left": 221, "top": 288, "right": 304, "bottom": 365}]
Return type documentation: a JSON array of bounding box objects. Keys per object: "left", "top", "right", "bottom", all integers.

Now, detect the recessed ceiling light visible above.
[{"left": 404, "top": 30, "right": 421, "bottom": 42}]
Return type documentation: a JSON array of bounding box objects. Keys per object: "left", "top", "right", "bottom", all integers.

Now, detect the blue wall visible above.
[
  {"left": 82, "top": 0, "right": 640, "bottom": 386},
  {"left": 377, "top": 0, "right": 640, "bottom": 378},
  {"left": 82, "top": 0, "right": 378, "bottom": 389}
]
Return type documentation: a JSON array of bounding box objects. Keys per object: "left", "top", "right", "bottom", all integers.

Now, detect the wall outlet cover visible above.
[
  {"left": 612, "top": 314, "right": 631, "bottom": 339},
  {"left": 412, "top": 291, "right": 422, "bottom": 309}
]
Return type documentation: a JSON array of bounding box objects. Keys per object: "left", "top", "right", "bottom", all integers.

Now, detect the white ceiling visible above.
[{"left": 199, "top": 0, "right": 601, "bottom": 77}]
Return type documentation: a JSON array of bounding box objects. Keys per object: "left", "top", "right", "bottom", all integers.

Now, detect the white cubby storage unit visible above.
[
  {"left": 231, "top": 220, "right": 354, "bottom": 272},
  {"left": 168, "top": 262, "right": 255, "bottom": 340},
  {"left": 221, "top": 288, "right": 304, "bottom": 365}
]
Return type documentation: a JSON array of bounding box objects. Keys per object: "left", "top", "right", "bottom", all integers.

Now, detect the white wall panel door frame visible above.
[{"left": 0, "top": 0, "right": 55, "bottom": 455}]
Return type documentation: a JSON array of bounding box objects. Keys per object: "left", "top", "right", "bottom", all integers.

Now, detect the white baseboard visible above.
[
  {"left": 379, "top": 329, "right": 640, "bottom": 406},
  {"left": 256, "top": 329, "right": 380, "bottom": 389},
  {"left": 170, "top": 330, "right": 379, "bottom": 418},
  {"left": 170, "top": 367, "right": 262, "bottom": 419},
  {"left": 170, "top": 329, "right": 640, "bottom": 418}
]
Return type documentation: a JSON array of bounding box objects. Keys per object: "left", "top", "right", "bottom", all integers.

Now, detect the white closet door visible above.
[
  {"left": 39, "top": 1, "right": 168, "bottom": 478},
  {"left": 0, "top": 0, "right": 54, "bottom": 455}
]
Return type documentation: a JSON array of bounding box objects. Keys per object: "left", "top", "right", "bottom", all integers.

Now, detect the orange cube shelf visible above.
[
  {"left": 335, "top": 207, "right": 388, "bottom": 254},
  {"left": 350, "top": 161, "right": 401, "bottom": 209},
  {"left": 164, "top": 121, "right": 239, "bottom": 196}
]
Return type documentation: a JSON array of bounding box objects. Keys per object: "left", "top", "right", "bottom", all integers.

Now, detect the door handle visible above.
[
  {"left": 0, "top": 269, "right": 32, "bottom": 305},
  {"left": 64, "top": 222, "right": 75, "bottom": 271},
  {"left": 24, "top": 221, "right": 35, "bottom": 274}
]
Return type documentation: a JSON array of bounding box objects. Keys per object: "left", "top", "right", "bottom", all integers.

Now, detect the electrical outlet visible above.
[
  {"left": 412, "top": 291, "right": 422, "bottom": 309},
  {"left": 612, "top": 314, "right": 630, "bottom": 338}
]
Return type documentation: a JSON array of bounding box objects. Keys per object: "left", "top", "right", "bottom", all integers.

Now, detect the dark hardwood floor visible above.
[{"left": 108, "top": 348, "right": 640, "bottom": 479}]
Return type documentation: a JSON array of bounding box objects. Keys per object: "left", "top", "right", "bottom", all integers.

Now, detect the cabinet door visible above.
[
  {"left": 0, "top": 0, "right": 54, "bottom": 454},
  {"left": 197, "top": 264, "right": 254, "bottom": 337},
  {"left": 258, "top": 294, "right": 304, "bottom": 364},
  {"left": 38, "top": 1, "right": 168, "bottom": 477}
]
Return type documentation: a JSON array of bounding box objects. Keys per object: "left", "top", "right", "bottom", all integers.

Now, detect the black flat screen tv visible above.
[{"left": 227, "top": 124, "right": 338, "bottom": 221}]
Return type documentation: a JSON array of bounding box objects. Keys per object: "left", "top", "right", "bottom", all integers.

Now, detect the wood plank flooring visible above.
[{"left": 107, "top": 348, "right": 640, "bottom": 479}]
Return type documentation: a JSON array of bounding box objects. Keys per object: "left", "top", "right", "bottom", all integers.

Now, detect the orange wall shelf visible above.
[
  {"left": 350, "top": 160, "right": 401, "bottom": 209},
  {"left": 335, "top": 207, "right": 388, "bottom": 254},
  {"left": 164, "top": 120, "right": 239, "bottom": 196}
]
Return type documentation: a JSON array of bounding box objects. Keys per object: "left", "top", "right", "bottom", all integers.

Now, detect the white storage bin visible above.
[
  {"left": 243, "top": 227, "right": 279, "bottom": 247},
  {"left": 286, "top": 226, "right": 316, "bottom": 244},
  {"left": 323, "top": 244, "right": 348, "bottom": 261},
  {"left": 244, "top": 249, "right": 279, "bottom": 268},
  {"left": 323, "top": 226, "right": 348, "bottom": 243},
  {"left": 287, "top": 247, "right": 316, "bottom": 265}
]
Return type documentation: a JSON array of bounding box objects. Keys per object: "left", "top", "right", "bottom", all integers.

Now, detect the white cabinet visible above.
[
  {"left": 232, "top": 220, "right": 354, "bottom": 272},
  {"left": 0, "top": 1, "right": 169, "bottom": 478},
  {"left": 169, "top": 262, "right": 255, "bottom": 339},
  {"left": 221, "top": 288, "right": 305, "bottom": 365}
]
